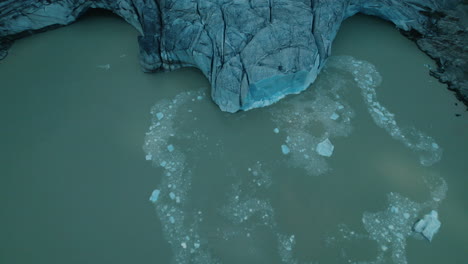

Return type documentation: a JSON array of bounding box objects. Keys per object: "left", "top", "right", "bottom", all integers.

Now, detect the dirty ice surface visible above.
[{"left": 143, "top": 56, "right": 446, "bottom": 264}]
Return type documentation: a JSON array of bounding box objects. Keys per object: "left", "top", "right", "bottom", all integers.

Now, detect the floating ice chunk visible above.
[
  {"left": 119, "top": 54, "right": 127, "bottom": 58},
  {"left": 169, "top": 216, "right": 175, "bottom": 224},
  {"left": 181, "top": 242, "right": 187, "bottom": 249},
  {"left": 281, "top": 145, "right": 290, "bottom": 155},
  {"left": 273, "top": 128, "right": 280, "bottom": 134},
  {"left": 194, "top": 242, "right": 200, "bottom": 249},
  {"left": 156, "top": 112, "right": 164, "bottom": 120},
  {"left": 97, "top": 64, "right": 110, "bottom": 70},
  {"left": 330, "top": 113, "right": 340, "bottom": 120},
  {"left": 160, "top": 161, "right": 167, "bottom": 167},
  {"left": 169, "top": 192, "right": 176, "bottom": 200},
  {"left": 145, "top": 154, "right": 152, "bottom": 161},
  {"left": 149, "top": 189, "right": 160, "bottom": 203},
  {"left": 197, "top": 96, "right": 203, "bottom": 100},
  {"left": 316, "top": 138, "right": 334, "bottom": 157},
  {"left": 403, "top": 213, "right": 410, "bottom": 219},
  {"left": 413, "top": 210, "right": 441, "bottom": 242},
  {"left": 167, "top": 144, "right": 174, "bottom": 152}
]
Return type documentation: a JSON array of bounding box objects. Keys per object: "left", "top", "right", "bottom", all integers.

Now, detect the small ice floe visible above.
[
  {"left": 119, "top": 54, "right": 127, "bottom": 58},
  {"left": 273, "top": 128, "right": 280, "bottom": 134},
  {"left": 97, "top": 64, "right": 111, "bottom": 70},
  {"left": 145, "top": 154, "right": 152, "bottom": 161},
  {"left": 330, "top": 112, "right": 340, "bottom": 120},
  {"left": 281, "top": 144, "right": 290, "bottom": 155},
  {"left": 197, "top": 96, "right": 203, "bottom": 100},
  {"left": 156, "top": 112, "right": 164, "bottom": 120},
  {"left": 413, "top": 210, "right": 441, "bottom": 242},
  {"left": 167, "top": 144, "right": 174, "bottom": 152},
  {"left": 149, "top": 189, "right": 160, "bottom": 203},
  {"left": 316, "top": 138, "right": 334, "bottom": 157},
  {"left": 169, "top": 192, "right": 176, "bottom": 200}
]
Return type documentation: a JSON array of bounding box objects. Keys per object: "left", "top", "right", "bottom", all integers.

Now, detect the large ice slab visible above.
[
  {"left": 413, "top": 210, "right": 441, "bottom": 242},
  {"left": 316, "top": 138, "right": 334, "bottom": 157}
]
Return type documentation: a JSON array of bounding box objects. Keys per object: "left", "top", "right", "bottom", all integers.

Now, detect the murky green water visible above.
[{"left": 1, "top": 12, "right": 467, "bottom": 264}]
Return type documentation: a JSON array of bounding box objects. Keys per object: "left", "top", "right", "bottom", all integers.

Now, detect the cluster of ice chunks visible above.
[
  {"left": 142, "top": 56, "right": 447, "bottom": 263},
  {"left": 270, "top": 67, "right": 355, "bottom": 176},
  {"left": 144, "top": 91, "right": 220, "bottom": 263},
  {"left": 219, "top": 164, "right": 308, "bottom": 264},
  {"left": 328, "top": 175, "right": 447, "bottom": 264},
  {"left": 327, "top": 56, "right": 443, "bottom": 166}
]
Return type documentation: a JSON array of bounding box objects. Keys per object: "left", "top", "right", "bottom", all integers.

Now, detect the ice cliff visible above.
[{"left": 1, "top": 0, "right": 466, "bottom": 112}]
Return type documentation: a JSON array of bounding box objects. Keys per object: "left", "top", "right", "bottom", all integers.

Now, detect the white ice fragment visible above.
[
  {"left": 273, "top": 128, "right": 280, "bottom": 134},
  {"left": 169, "top": 216, "right": 175, "bottom": 224},
  {"left": 167, "top": 144, "right": 174, "bottom": 152},
  {"left": 194, "top": 242, "right": 200, "bottom": 249},
  {"left": 176, "top": 196, "right": 181, "bottom": 203},
  {"left": 97, "top": 64, "right": 110, "bottom": 70},
  {"left": 169, "top": 192, "right": 176, "bottom": 200},
  {"left": 281, "top": 144, "right": 290, "bottom": 155},
  {"left": 316, "top": 138, "right": 334, "bottom": 157},
  {"left": 403, "top": 213, "right": 410, "bottom": 219},
  {"left": 160, "top": 161, "right": 167, "bottom": 167},
  {"left": 149, "top": 189, "right": 160, "bottom": 203},
  {"left": 330, "top": 112, "right": 340, "bottom": 120},
  {"left": 145, "top": 154, "right": 152, "bottom": 161},
  {"left": 181, "top": 242, "right": 187, "bottom": 249},
  {"left": 197, "top": 96, "right": 203, "bottom": 100},
  {"left": 156, "top": 112, "right": 164, "bottom": 120},
  {"left": 413, "top": 210, "right": 441, "bottom": 242}
]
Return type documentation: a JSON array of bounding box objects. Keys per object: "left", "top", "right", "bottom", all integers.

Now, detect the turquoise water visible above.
[{"left": 0, "top": 12, "right": 466, "bottom": 264}]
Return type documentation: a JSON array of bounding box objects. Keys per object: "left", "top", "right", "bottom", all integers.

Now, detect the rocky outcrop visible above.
[{"left": 0, "top": 0, "right": 466, "bottom": 112}]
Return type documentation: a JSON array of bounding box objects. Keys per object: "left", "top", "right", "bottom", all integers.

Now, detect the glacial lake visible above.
[{"left": 0, "top": 11, "right": 467, "bottom": 264}]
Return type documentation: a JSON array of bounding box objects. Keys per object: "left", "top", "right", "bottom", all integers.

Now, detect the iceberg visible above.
[
  {"left": 145, "top": 154, "right": 152, "bottom": 161},
  {"left": 330, "top": 112, "right": 340, "bottom": 120},
  {"left": 156, "top": 112, "right": 164, "bottom": 120},
  {"left": 316, "top": 138, "right": 334, "bottom": 157},
  {"left": 281, "top": 145, "right": 290, "bottom": 155},
  {"left": 413, "top": 210, "right": 441, "bottom": 242},
  {"left": 149, "top": 189, "right": 160, "bottom": 203}
]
